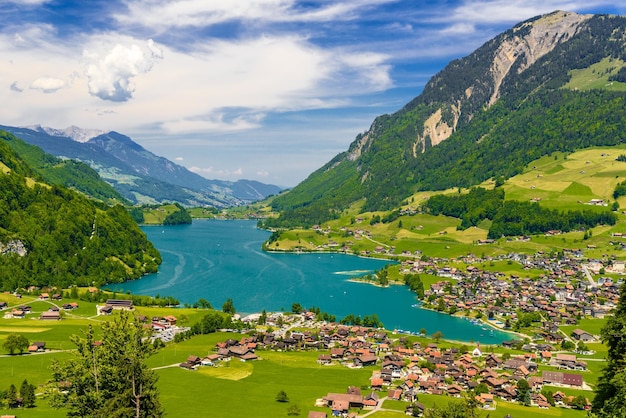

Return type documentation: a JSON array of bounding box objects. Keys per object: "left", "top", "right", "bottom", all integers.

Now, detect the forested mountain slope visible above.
[
  {"left": 0, "top": 138, "right": 161, "bottom": 290},
  {"left": 0, "top": 130, "right": 126, "bottom": 204},
  {"left": 266, "top": 11, "right": 626, "bottom": 228}
]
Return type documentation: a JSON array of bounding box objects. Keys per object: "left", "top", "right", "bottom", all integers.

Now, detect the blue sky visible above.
[{"left": 1, "top": 1, "right": 624, "bottom": 187}]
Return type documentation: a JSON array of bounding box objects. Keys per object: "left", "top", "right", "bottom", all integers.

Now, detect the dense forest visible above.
[
  {"left": 263, "top": 13, "right": 626, "bottom": 228},
  {"left": 423, "top": 187, "right": 618, "bottom": 238},
  {"left": 0, "top": 141, "right": 160, "bottom": 290}
]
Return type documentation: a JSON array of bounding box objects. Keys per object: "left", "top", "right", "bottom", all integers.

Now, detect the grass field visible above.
[{"left": 563, "top": 57, "right": 626, "bottom": 92}]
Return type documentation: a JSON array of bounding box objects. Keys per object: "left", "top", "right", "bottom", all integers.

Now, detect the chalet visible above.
[
  {"left": 363, "top": 392, "right": 379, "bottom": 408},
  {"left": 492, "top": 386, "right": 517, "bottom": 402},
  {"left": 553, "top": 391, "right": 568, "bottom": 406},
  {"left": 330, "top": 348, "right": 345, "bottom": 359},
  {"left": 475, "top": 393, "right": 495, "bottom": 409},
  {"left": 105, "top": 299, "right": 134, "bottom": 310},
  {"left": 447, "top": 384, "right": 463, "bottom": 397},
  {"left": 99, "top": 305, "right": 113, "bottom": 315},
  {"left": 553, "top": 353, "right": 577, "bottom": 369},
  {"left": 323, "top": 393, "right": 363, "bottom": 414},
  {"left": 387, "top": 388, "right": 402, "bottom": 400},
  {"left": 542, "top": 371, "right": 583, "bottom": 387},
  {"left": 179, "top": 361, "right": 195, "bottom": 370},
  {"left": 0, "top": 302, "right": 7, "bottom": 309},
  {"left": 370, "top": 377, "right": 384, "bottom": 390},
  {"left": 317, "top": 354, "right": 332, "bottom": 365},
  {"left": 406, "top": 402, "right": 425, "bottom": 417},
  {"left": 229, "top": 345, "right": 254, "bottom": 358},
  {"left": 240, "top": 352, "right": 259, "bottom": 362},
  {"left": 307, "top": 412, "right": 327, "bottom": 418},
  {"left": 484, "top": 354, "right": 502, "bottom": 369},
  {"left": 354, "top": 354, "right": 377, "bottom": 367},
  {"left": 531, "top": 393, "right": 551, "bottom": 409},
  {"left": 571, "top": 329, "right": 594, "bottom": 342},
  {"left": 11, "top": 309, "right": 24, "bottom": 318},
  {"left": 186, "top": 356, "right": 201, "bottom": 366},
  {"left": 40, "top": 311, "right": 60, "bottom": 320},
  {"left": 32, "top": 341, "right": 45, "bottom": 351}
]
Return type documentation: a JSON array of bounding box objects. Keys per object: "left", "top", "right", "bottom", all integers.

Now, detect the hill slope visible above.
[
  {"left": 0, "top": 136, "right": 161, "bottom": 289},
  {"left": 1, "top": 125, "right": 283, "bottom": 207},
  {"left": 0, "top": 130, "right": 126, "bottom": 205},
  {"left": 266, "top": 11, "right": 626, "bottom": 227}
]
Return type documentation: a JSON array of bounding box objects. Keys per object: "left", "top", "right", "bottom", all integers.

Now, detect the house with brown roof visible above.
[
  {"left": 323, "top": 393, "right": 363, "bottom": 414},
  {"left": 307, "top": 412, "right": 327, "bottom": 418},
  {"left": 571, "top": 329, "right": 594, "bottom": 342},
  {"left": 40, "top": 311, "right": 60, "bottom": 320},
  {"left": 317, "top": 354, "right": 332, "bottom": 365},
  {"left": 354, "top": 354, "right": 377, "bottom": 367}
]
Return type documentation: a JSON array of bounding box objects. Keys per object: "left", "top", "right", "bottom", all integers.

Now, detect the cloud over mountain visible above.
[{"left": 83, "top": 39, "right": 163, "bottom": 102}]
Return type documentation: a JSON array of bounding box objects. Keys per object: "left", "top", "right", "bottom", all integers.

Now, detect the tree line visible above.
[{"left": 423, "top": 187, "right": 617, "bottom": 238}]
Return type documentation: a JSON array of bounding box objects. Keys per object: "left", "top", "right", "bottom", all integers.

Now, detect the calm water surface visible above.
[{"left": 109, "top": 220, "right": 514, "bottom": 343}]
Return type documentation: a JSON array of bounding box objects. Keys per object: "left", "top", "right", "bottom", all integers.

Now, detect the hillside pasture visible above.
[{"left": 563, "top": 57, "right": 626, "bottom": 92}]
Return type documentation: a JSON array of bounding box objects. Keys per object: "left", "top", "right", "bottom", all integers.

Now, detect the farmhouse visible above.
[
  {"left": 323, "top": 393, "right": 363, "bottom": 414},
  {"left": 40, "top": 311, "right": 60, "bottom": 320},
  {"left": 105, "top": 299, "right": 134, "bottom": 310},
  {"left": 27, "top": 341, "right": 46, "bottom": 352},
  {"left": 571, "top": 329, "right": 594, "bottom": 342},
  {"left": 542, "top": 371, "right": 583, "bottom": 387}
]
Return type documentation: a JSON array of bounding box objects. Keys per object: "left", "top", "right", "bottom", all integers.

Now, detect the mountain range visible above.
[
  {"left": 265, "top": 11, "right": 626, "bottom": 227},
  {"left": 0, "top": 125, "right": 282, "bottom": 207}
]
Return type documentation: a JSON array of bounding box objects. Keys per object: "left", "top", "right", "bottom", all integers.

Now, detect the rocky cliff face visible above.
[
  {"left": 0, "top": 240, "right": 27, "bottom": 256},
  {"left": 411, "top": 11, "right": 591, "bottom": 154}
]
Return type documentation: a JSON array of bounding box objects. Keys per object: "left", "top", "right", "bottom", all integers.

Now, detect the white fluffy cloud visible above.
[
  {"left": 30, "top": 76, "right": 67, "bottom": 93},
  {"left": 83, "top": 39, "right": 163, "bottom": 102}
]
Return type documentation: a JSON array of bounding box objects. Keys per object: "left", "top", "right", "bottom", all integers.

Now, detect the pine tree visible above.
[
  {"left": 20, "top": 379, "right": 36, "bottom": 408},
  {"left": 6, "top": 384, "right": 18, "bottom": 408},
  {"left": 593, "top": 282, "right": 626, "bottom": 417},
  {"left": 50, "top": 311, "right": 163, "bottom": 417}
]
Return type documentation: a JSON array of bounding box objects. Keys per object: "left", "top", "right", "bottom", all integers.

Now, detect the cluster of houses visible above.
[
  {"left": 398, "top": 251, "right": 620, "bottom": 335},
  {"left": 175, "top": 319, "right": 592, "bottom": 417},
  {"left": 0, "top": 288, "right": 82, "bottom": 321}
]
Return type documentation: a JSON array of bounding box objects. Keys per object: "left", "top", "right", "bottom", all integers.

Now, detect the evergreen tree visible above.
[
  {"left": 6, "top": 384, "right": 18, "bottom": 408},
  {"left": 275, "top": 390, "right": 289, "bottom": 403},
  {"left": 50, "top": 311, "right": 163, "bottom": 418},
  {"left": 20, "top": 379, "right": 36, "bottom": 408},
  {"left": 593, "top": 283, "right": 626, "bottom": 417},
  {"left": 222, "top": 298, "right": 236, "bottom": 315}
]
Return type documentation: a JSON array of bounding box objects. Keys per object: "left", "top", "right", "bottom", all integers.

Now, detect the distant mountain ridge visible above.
[
  {"left": 1, "top": 125, "right": 282, "bottom": 207},
  {"left": 266, "top": 11, "right": 626, "bottom": 227}
]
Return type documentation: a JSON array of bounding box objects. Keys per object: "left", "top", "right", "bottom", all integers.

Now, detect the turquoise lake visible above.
[{"left": 108, "top": 220, "right": 514, "bottom": 343}]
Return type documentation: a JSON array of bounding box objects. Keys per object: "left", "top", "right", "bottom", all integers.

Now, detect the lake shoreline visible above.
[{"left": 108, "top": 220, "right": 516, "bottom": 344}]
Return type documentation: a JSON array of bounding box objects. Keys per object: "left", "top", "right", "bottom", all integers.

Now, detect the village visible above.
[{"left": 172, "top": 308, "right": 597, "bottom": 418}]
